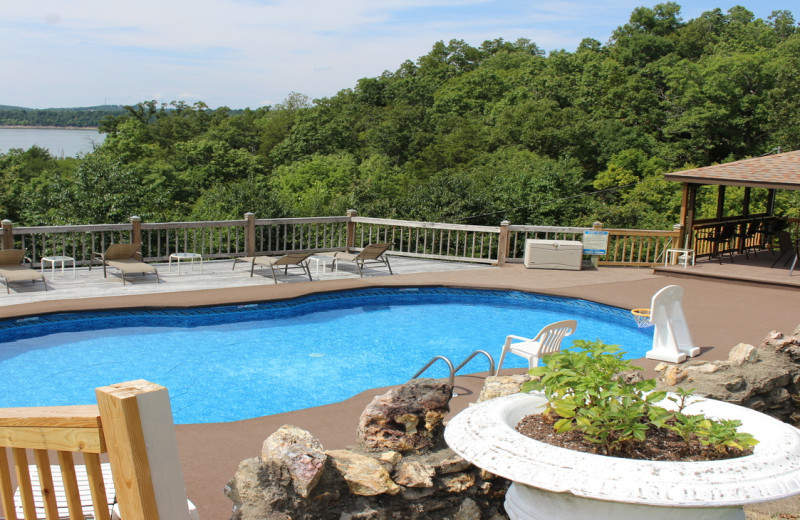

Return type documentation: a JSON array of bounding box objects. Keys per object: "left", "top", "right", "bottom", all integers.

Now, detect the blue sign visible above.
[{"left": 582, "top": 230, "right": 609, "bottom": 255}]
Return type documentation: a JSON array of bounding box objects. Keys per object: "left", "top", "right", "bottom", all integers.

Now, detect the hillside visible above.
[{"left": 0, "top": 105, "right": 126, "bottom": 128}]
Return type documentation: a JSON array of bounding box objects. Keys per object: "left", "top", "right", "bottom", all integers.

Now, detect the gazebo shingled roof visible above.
[{"left": 664, "top": 149, "right": 800, "bottom": 190}]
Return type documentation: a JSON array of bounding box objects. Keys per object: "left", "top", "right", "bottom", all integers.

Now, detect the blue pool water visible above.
[{"left": 0, "top": 288, "right": 652, "bottom": 424}]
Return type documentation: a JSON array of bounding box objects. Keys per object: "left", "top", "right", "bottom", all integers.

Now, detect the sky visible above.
[{"left": 1, "top": 0, "right": 794, "bottom": 110}]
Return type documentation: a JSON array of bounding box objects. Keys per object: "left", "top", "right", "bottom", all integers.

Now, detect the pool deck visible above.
[{"left": 2, "top": 258, "right": 800, "bottom": 519}]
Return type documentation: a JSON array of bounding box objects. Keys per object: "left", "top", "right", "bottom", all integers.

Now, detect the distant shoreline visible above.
[{"left": 0, "top": 125, "right": 100, "bottom": 130}]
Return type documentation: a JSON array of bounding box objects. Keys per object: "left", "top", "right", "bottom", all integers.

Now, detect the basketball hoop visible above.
[{"left": 631, "top": 308, "right": 653, "bottom": 328}]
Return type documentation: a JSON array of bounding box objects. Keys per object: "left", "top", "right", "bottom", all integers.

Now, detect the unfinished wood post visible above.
[
  {"left": 95, "top": 380, "right": 192, "bottom": 520},
  {"left": 1, "top": 220, "right": 13, "bottom": 250},
  {"left": 346, "top": 209, "right": 358, "bottom": 253},
  {"left": 244, "top": 212, "right": 256, "bottom": 257},
  {"left": 496, "top": 220, "right": 510, "bottom": 266}
]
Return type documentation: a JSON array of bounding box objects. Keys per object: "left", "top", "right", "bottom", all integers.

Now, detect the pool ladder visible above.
[{"left": 410, "top": 350, "right": 495, "bottom": 394}]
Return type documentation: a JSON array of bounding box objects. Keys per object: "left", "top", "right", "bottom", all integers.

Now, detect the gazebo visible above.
[{"left": 664, "top": 149, "right": 800, "bottom": 259}]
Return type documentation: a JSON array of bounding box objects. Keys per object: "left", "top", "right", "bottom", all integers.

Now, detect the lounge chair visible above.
[
  {"left": 249, "top": 252, "right": 313, "bottom": 283},
  {"left": 494, "top": 319, "right": 577, "bottom": 374},
  {"left": 0, "top": 249, "right": 47, "bottom": 294},
  {"left": 328, "top": 243, "right": 393, "bottom": 277},
  {"left": 90, "top": 243, "right": 159, "bottom": 285}
]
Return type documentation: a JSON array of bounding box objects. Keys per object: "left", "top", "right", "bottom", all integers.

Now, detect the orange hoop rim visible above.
[{"left": 631, "top": 308, "right": 651, "bottom": 317}]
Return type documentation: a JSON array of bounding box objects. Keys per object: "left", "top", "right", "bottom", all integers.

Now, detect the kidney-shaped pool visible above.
[{"left": 0, "top": 287, "right": 651, "bottom": 424}]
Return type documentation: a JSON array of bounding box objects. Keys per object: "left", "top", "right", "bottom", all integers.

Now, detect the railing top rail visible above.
[
  {"left": 353, "top": 216, "right": 500, "bottom": 232},
  {"left": 507, "top": 225, "right": 590, "bottom": 233},
  {"left": 692, "top": 215, "right": 773, "bottom": 227},
  {"left": 13, "top": 224, "right": 129, "bottom": 234},
  {"left": 0, "top": 404, "right": 101, "bottom": 428},
  {"left": 254, "top": 216, "right": 350, "bottom": 225},
  {"left": 141, "top": 220, "right": 246, "bottom": 230},
  {"left": 605, "top": 228, "right": 678, "bottom": 236}
]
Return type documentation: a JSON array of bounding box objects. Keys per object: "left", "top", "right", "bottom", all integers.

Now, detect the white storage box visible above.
[{"left": 523, "top": 239, "right": 583, "bottom": 270}]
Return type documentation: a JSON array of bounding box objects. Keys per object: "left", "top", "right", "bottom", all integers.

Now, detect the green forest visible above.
[
  {"left": 0, "top": 105, "right": 125, "bottom": 128},
  {"left": 2, "top": 3, "right": 799, "bottom": 230}
]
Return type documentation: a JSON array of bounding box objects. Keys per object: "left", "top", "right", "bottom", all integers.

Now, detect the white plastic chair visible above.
[
  {"left": 645, "top": 285, "right": 700, "bottom": 363},
  {"left": 495, "top": 319, "right": 577, "bottom": 374}
]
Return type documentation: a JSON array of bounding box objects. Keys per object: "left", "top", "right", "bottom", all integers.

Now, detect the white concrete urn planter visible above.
[{"left": 444, "top": 392, "right": 800, "bottom": 520}]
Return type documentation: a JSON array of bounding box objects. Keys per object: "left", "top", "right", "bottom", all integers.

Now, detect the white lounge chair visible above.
[
  {"left": 645, "top": 285, "right": 700, "bottom": 363},
  {"left": 495, "top": 319, "right": 577, "bottom": 374}
]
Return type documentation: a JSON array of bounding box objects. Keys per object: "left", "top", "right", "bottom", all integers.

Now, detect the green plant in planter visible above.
[{"left": 520, "top": 339, "right": 758, "bottom": 458}]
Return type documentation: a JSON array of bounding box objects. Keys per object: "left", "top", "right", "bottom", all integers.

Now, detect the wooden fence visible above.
[
  {"left": 1, "top": 212, "right": 681, "bottom": 268},
  {"left": 0, "top": 381, "right": 193, "bottom": 520}
]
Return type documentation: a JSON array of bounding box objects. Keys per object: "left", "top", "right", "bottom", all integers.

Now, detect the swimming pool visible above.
[{"left": 0, "top": 287, "right": 651, "bottom": 424}]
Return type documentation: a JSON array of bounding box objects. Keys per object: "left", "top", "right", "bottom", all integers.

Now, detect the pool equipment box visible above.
[{"left": 523, "top": 239, "right": 583, "bottom": 270}]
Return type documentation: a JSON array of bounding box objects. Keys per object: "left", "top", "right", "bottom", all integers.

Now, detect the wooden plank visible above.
[
  {"left": 57, "top": 452, "right": 82, "bottom": 520},
  {"left": 0, "top": 405, "right": 100, "bottom": 428},
  {"left": 33, "top": 450, "right": 59, "bottom": 520},
  {"left": 0, "top": 448, "right": 18, "bottom": 520},
  {"left": 84, "top": 453, "right": 111, "bottom": 520},
  {"left": 0, "top": 426, "right": 105, "bottom": 453},
  {"left": 13, "top": 449, "right": 35, "bottom": 520}
]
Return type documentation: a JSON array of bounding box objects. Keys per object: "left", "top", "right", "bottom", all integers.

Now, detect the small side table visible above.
[
  {"left": 41, "top": 255, "right": 76, "bottom": 278},
  {"left": 309, "top": 255, "right": 338, "bottom": 277},
  {"left": 169, "top": 252, "right": 203, "bottom": 274},
  {"left": 665, "top": 248, "right": 695, "bottom": 268}
]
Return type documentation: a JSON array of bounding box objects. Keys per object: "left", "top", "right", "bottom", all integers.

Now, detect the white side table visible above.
[
  {"left": 309, "top": 255, "right": 338, "bottom": 277},
  {"left": 665, "top": 248, "right": 695, "bottom": 268},
  {"left": 169, "top": 252, "right": 203, "bottom": 274},
  {"left": 41, "top": 255, "right": 76, "bottom": 278}
]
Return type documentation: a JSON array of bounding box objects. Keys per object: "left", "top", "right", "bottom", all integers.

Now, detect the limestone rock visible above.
[
  {"left": 394, "top": 460, "right": 435, "bottom": 488},
  {"left": 435, "top": 453, "right": 471, "bottom": 475},
  {"left": 477, "top": 374, "right": 533, "bottom": 402},
  {"left": 454, "top": 497, "right": 481, "bottom": 520},
  {"left": 728, "top": 343, "right": 758, "bottom": 366},
  {"left": 724, "top": 375, "right": 747, "bottom": 392},
  {"left": 326, "top": 449, "right": 400, "bottom": 496},
  {"left": 377, "top": 451, "right": 402, "bottom": 472},
  {"left": 357, "top": 378, "right": 452, "bottom": 452},
  {"left": 660, "top": 365, "right": 688, "bottom": 386},
  {"left": 687, "top": 363, "right": 722, "bottom": 375},
  {"left": 261, "top": 425, "right": 327, "bottom": 498},
  {"left": 443, "top": 473, "right": 476, "bottom": 493}
]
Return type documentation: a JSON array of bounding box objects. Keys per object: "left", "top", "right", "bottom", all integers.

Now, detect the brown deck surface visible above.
[{"left": 2, "top": 263, "right": 800, "bottom": 518}]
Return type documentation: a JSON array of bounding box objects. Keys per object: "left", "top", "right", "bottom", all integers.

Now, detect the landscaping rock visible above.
[
  {"left": 477, "top": 374, "right": 533, "bottom": 402},
  {"left": 356, "top": 378, "right": 451, "bottom": 452},
  {"left": 261, "top": 425, "right": 326, "bottom": 498},
  {"left": 728, "top": 343, "right": 758, "bottom": 366},
  {"left": 658, "top": 327, "right": 800, "bottom": 426},
  {"left": 327, "top": 449, "right": 400, "bottom": 496}
]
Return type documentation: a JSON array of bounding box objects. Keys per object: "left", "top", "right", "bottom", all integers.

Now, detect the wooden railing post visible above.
[
  {"left": 1, "top": 220, "right": 13, "bottom": 250},
  {"left": 346, "top": 209, "right": 358, "bottom": 252},
  {"left": 130, "top": 216, "right": 142, "bottom": 248},
  {"left": 95, "top": 380, "right": 192, "bottom": 520},
  {"left": 244, "top": 212, "right": 256, "bottom": 257},
  {"left": 496, "top": 220, "right": 510, "bottom": 266}
]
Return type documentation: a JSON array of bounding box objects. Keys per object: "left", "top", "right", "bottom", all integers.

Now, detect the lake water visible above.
[{"left": 0, "top": 127, "right": 106, "bottom": 157}]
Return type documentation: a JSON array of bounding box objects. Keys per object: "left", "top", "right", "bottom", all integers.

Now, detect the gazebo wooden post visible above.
[{"left": 679, "top": 183, "right": 698, "bottom": 251}]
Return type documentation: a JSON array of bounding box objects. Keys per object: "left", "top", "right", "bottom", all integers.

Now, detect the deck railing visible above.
[
  {"left": 0, "top": 381, "right": 192, "bottom": 520},
  {"left": 1, "top": 212, "right": 682, "bottom": 267}
]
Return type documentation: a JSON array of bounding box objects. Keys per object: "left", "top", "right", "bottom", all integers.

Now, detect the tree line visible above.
[
  {"left": 0, "top": 105, "right": 127, "bottom": 128},
  {"left": 1, "top": 3, "right": 799, "bottom": 230}
]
